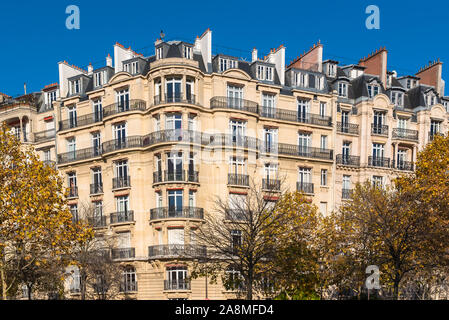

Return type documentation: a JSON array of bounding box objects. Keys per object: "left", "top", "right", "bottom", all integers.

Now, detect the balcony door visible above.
[
  {"left": 373, "top": 111, "right": 385, "bottom": 133},
  {"left": 115, "top": 160, "right": 128, "bottom": 181},
  {"left": 264, "top": 163, "right": 278, "bottom": 183},
  {"left": 397, "top": 149, "right": 407, "bottom": 168},
  {"left": 68, "top": 106, "right": 77, "bottom": 128},
  {"left": 168, "top": 228, "right": 184, "bottom": 245},
  {"left": 167, "top": 152, "right": 183, "bottom": 181},
  {"left": 297, "top": 99, "right": 310, "bottom": 122},
  {"left": 168, "top": 190, "right": 183, "bottom": 217},
  {"left": 342, "top": 142, "right": 351, "bottom": 163},
  {"left": 186, "top": 79, "right": 194, "bottom": 102},
  {"left": 264, "top": 128, "right": 278, "bottom": 153},
  {"left": 227, "top": 85, "right": 243, "bottom": 109},
  {"left": 116, "top": 88, "right": 130, "bottom": 112},
  {"left": 372, "top": 143, "right": 384, "bottom": 159},
  {"left": 92, "top": 167, "right": 102, "bottom": 188},
  {"left": 298, "top": 167, "right": 311, "bottom": 185},
  {"left": 93, "top": 99, "right": 103, "bottom": 122},
  {"left": 92, "top": 132, "right": 101, "bottom": 156},
  {"left": 262, "top": 94, "right": 276, "bottom": 117},
  {"left": 341, "top": 111, "right": 349, "bottom": 132},
  {"left": 342, "top": 175, "right": 351, "bottom": 190},
  {"left": 67, "top": 138, "right": 76, "bottom": 161},
  {"left": 298, "top": 133, "right": 311, "bottom": 155},
  {"left": 230, "top": 120, "right": 246, "bottom": 146},
  {"left": 113, "top": 123, "right": 127, "bottom": 147},
  {"left": 166, "top": 113, "right": 182, "bottom": 140},
  {"left": 166, "top": 78, "right": 182, "bottom": 102}
]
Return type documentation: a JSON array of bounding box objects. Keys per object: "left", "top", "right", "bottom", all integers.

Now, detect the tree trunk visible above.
[
  {"left": 0, "top": 264, "right": 7, "bottom": 300},
  {"left": 246, "top": 267, "right": 253, "bottom": 300},
  {"left": 27, "top": 284, "right": 32, "bottom": 300}
]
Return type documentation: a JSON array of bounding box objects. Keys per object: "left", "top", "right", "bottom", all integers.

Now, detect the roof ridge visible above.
[
  {"left": 416, "top": 58, "right": 442, "bottom": 74},
  {"left": 359, "top": 46, "right": 387, "bottom": 63},
  {"left": 287, "top": 40, "right": 322, "bottom": 68}
]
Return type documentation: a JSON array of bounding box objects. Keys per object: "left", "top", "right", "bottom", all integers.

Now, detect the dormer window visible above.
[
  {"left": 426, "top": 93, "right": 436, "bottom": 106},
  {"left": 156, "top": 47, "right": 163, "bottom": 60},
  {"left": 256, "top": 65, "right": 274, "bottom": 81},
  {"left": 69, "top": 79, "right": 80, "bottom": 95},
  {"left": 94, "top": 70, "right": 107, "bottom": 87},
  {"left": 443, "top": 100, "right": 449, "bottom": 112},
  {"left": 367, "top": 84, "right": 380, "bottom": 98},
  {"left": 406, "top": 79, "right": 411, "bottom": 89},
  {"left": 387, "top": 75, "right": 392, "bottom": 87},
  {"left": 338, "top": 82, "right": 348, "bottom": 97},
  {"left": 124, "top": 61, "right": 138, "bottom": 74},
  {"left": 294, "top": 72, "right": 308, "bottom": 87},
  {"left": 183, "top": 46, "right": 192, "bottom": 59},
  {"left": 391, "top": 91, "right": 404, "bottom": 107},
  {"left": 219, "top": 58, "right": 237, "bottom": 72},
  {"left": 47, "top": 90, "right": 57, "bottom": 104},
  {"left": 328, "top": 64, "right": 337, "bottom": 77},
  {"left": 316, "top": 76, "right": 324, "bottom": 90}
]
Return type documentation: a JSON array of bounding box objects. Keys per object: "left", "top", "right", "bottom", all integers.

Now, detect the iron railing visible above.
[
  {"left": 110, "top": 211, "right": 134, "bottom": 224},
  {"left": 260, "top": 107, "right": 332, "bottom": 127},
  {"left": 336, "top": 154, "right": 360, "bottom": 167},
  {"left": 112, "top": 176, "right": 131, "bottom": 189},
  {"left": 90, "top": 183, "right": 103, "bottom": 195},
  {"left": 150, "top": 207, "right": 204, "bottom": 221},
  {"left": 149, "top": 245, "right": 207, "bottom": 259},
  {"left": 277, "top": 144, "right": 333, "bottom": 160},
  {"left": 341, "top": 189, "right": 353, "bottom": 200},
  {"left": 368, "top": 156, "right": 391, "bottom": 168},
  {"left": 58, "top": 147, "right": 101, "bottom": 164},
  {"left": 337, "top": 122, "right": 359, "bottom": 135},
  {"left": 103, "top": 100, "right": 146, "bottom": 118},
  {"left": 392, "top": 128, "right": 418, "bottom": 141},
  {"left": 67, "top": 186, "right": 78, "bottom": 198},
  {"left": 228, "top": 173, "right": 249, "bottom": 186},
  {"left": 88, "top": 216, "right": 107, "bottom": 228},
  {"left": 297, "top": 182, "right": 314, "bottom": 194},
  {"left": 111, "top": 248, "right": 135, "bottom": 260},
  {"left": 262, "top": 179, "right": 281, "bottom": 190},
  {"left": 164, "top": 279, "right": 191, "bottom": 291},
  {"left": 59, "top": 112, "right": 102, "bottom": 131},
  {"left": 34, "top": 129, "right": 56, "bottom": 142},
  {"left": 371, "top": 124, "right": 389, "bottom": 136},
  {"left": 154, "top": 94, "right": 196, "bottom": 105},
  {"left": 393, "top": 160, "right": 414, "bottom": 171},
  {"left": 210, "top": 96, "right": 259, "bottom": 114}
]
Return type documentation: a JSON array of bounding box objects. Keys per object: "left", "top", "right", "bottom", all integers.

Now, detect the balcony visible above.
[
  {"left": 393, "top": 160, "right": 414, "bottom": 171},
  {"left": 392, "top": 128, "right": 418, "bottom": 141},
  {"left": 154, "top": 94, "right": 196, "bottom": 105},
  {"left": 210, "top": 96, "right": 259, "bottom": 114},
  {"left": 88, "top": 216, "right": 107, "bottom": 228},
  {"left": 277, "top": 144, "right": 333, "bottom": 161},
  {"left": 164, "top": 279, "right": 191, "bottom": 291},
  {"left": 262, "top": 179, "right": 281, "bottom": 191},
  {"left": 59, "top": 112, "right": 102, "bottom": 131},
  {"left": 371, "top": 124, "right": 389, "bottom": 136},
  {"left": 260, "top": 107, "right": 332, "bottom": 127},
  {"left": 336, "top": 154, "right": 360, "bottom": 167},
  {"left": 164, "top": 170, "right": 185, "bottom": 182},
  {"left": 111, "top": 248, "right": 135, "bottom": 260},
  {"left": 90, "top": 183, "right": 103, "bottom": 195},
  {"left": 112, "top": 176, "right": 131, "bottom": 190},
  {"left": 228, "top": 173, "right": 249, "bottom": 186},
  {"left": 102, "top": 136, "right": 145, "bottom": 154},
  {"left": 341, "top": 189, "right": 353, "bottom": 200},
  {"left": 57, "top": 147, "right": 101, "bottom": 164},
  {"left": 102, "top": 100, "right": 146, "bottom": 118},
  {"left": 110, "top": 211, "right": 134, "bottom": 224},
  {"left": 368, "top": 156, "right": 391, "bottom": 168},
  {"left": 67, "top": 186, "right": 78, "bottom": 198},
  {"left": 337, "top": 122, "right": 359, "bottom": 135},
  {"left": 296, "top": 182, "right": 314, "bottom": 194},
  {"left": 150, "top": 207, "right": 204, "bottom": 221},
  {"left": 34, "top": 129, "right": 56, "bottom": 142},
  {"left": 148, "top": 244, "right": 207, "bottom": 259}
]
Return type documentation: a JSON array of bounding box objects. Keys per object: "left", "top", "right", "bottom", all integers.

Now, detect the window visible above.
[
  {"left": 373, "top": 111, "right": 386, "bottom": 133},
  {"left": 426, "top": 93, "right": 436, "bottom": 106},
  {"left": 93, "top": 99, "right": 103, "bottom": 122},
  {"left": 166, "top": 266, "right": 188, "bottom": 290},
  {"left": 225, "top": 266, "right": 243, "bottom": 291},
  {"left": 68, "top": 105, "right": 77, "bottom": 128},
  {"left": 321, "top": 169, "right": 328, "bottom": 186},
  {"left": 43, "top": 149, "right": 51, "bottom": 162},
  {"left": 256, "top": 65, "right": 274, "bottom": 81},
  {"left": 297, "top": 99, "right": 310, "bottom": 122},
  {"left": 166, "top": 113, "right": 182, "bottom": 132},
  {"left": 91, "top": 132, "right": 101, "bottom": 156},
  {"left": 342, "top": 175, "right": 351, "bottom": 190},
  {"left": 166, "top": 78, "right": 182, "bottom": 102},
  {"left": 328, "top": 64, "right": 336, "bottom": 77},
  {"left": 298, "top": 132, "right": 311, "bottom": 154},
  {"left": 262, "top": 93, "right": 276, "bottom": 117},
  {"left": 69, "top": 266, "right": 81, "bottom": 293},
  {"left": 69, "top": 79, "right": 80, "bottom": 95},
  {"left": 229, "top": 119, "right": 246, "bottom": 146},
  {"left": 47, "top": 90, "right": 57, "bottom": 105},
  {"left": 92, "top": 167, "right": 102, "bottom": 189},
  {"left": 186, "top": 78, "right": 194, "bottom": 102},
  {"left": 113, "top": 123, "right": 127, "bottom": 145},
  {"left": 93, "top": 201, "right": 103, "bottom": 225},
  {"left": 168, "top": 227, "right": 184, "bottom": 245},
  {"left": 319, "top": 102, "right": 327, "bottom": 118},
  {"left": 124, "top": 61, "right": 138, "bottom": 74},
  {"left": 372, "top": 143, "right": 385, "bottom": 159},
  {"left": 391, "top": 91, "right": 404, "bottom": 107},
  {"left": 121, "top": 267, "right": 137, "bottom": 292},
  {"left": 227, "top": 85, "right": 244, "bottom": 108},
  {"left": 342, "top": 142, "right": 351, "bottom": 162},
  {"left": 229, "top": 157, "right": 246, "bottom": 175},
  {"left": 397, "top": 149, "right": 407, "bottom": 169},
  {"left": 67, "top": 138, "right": 76, "bottom": 160},
  {"left": 219, "top": 58, "right": 237, "bottom": 72},
  {"left": 70, "top": 204, "right": 78, "bottom": 222},
  {"left": 316, "top": 76, "right": 324, "bottom": 90},
  {"left": 298, "top": 167, "right": 312, "bottom": 186},
  {"left": 372, "top": 176, "right": 384, "bottom": 188},
  {"left": 443, "top": 100, "right": 449, "bottom": 112},
  {"left": 430, "top": 120, "right": 441, "bottom": 135},
  {"left": 168, "top": 190, "right": 183, "bottom": 215},
  {"left": 167, "top": 152, "right": 183, "bottom": 180},
  {"left": 264, "top": 128, "right": 278, "bottom": 153},
  {"left": 115, "top": 160, "right": 128, "bottom": 179},
  {"left": 156, "top": 47, "right": 163, "bottom": 60},
  {"left": 116, "top": 196, "right": 129, "bottom": 214},
  {"left": 264, "top": 163, "right": 278, "bottom": 181},
  {"left": 367, "top": 84, "right": 380, "bottom": 98},
  {"left": 406, "top": 79, "right": 411, "bottom": 89},
  {"left": 116, "top": 88, "right": 130, "bottom": 111},
  {"left": 183, "top": 46, "right": 192, "bottom": 59},
  {"left": 295, "top": 72, "right": 308, "bottom": 87},
  {"left": 320, "top": 135, "right": 328, "bottom": 150},
  {"left": 338, "top": 82, "right": 348, "bottom": 97},
  {"left": 94, "top": 70, "right": 107, "bottom": 87},
  {"left": 231, "top": 230, "right": 242, "bottom": 254},
  {"left": 188, "top": 114, "right": 197, "bottom": 131}
]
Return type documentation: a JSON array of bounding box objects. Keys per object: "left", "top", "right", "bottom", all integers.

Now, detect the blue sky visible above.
[{"left": 1, "top": 0, "right": 448, "bottom": 96}]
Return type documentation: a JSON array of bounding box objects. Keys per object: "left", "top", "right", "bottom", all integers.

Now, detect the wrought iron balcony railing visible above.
[
  {"left": 148, "top": 244, "right": 207, "bottom": 259},
  {"left": 154, "top": 94, "right": 196, "bottom": 105},
  {"left": 164, "top": 279, "right": 191, "bottom": 291},
  {"left": 368, "top": 156, "right": 391, "bottom": 168},
  {"left": 34, "top": 129, "right": 56, "bottom": 142},
  {"left": 260, "top": 107, "right": 332, "bottom": 127},
  {"left": 262, "top": 179, "right": 281, "bottom": 190},
  {"left": 337, "top": 122, "right": 359, "bottom": 135},
  {"left": 150, "top": 207, "right": 204, "bottom": 221},
  {"left": 59, "top": 112, "right": 102, "bottom": 131},
  {"left": 393, "top": 160, "right": 414, "bottom": 171},
  {"left": 228, "top": 173, "right": 249, "bottom": 186},
  {"left": 111, "top": 248, "right": 135, "bottom": 260},
  {"left": 67, "top": 186, "right": 78, "bottom": 198},
  {"left": 277, "top": 144, "right": 333, "bottom": 160},
  {"left": 336, "top": 154, "right": 360, "bottom": 167},
  {"left": 110, "top": 211, "right": 134, "bottom": 224},
  {"left": 296, "top": 182, "right": 314, "bottom": 194},
  {"left": 392, "top": 128, "right": 418, "bottom": 141},
  {"left": 210, "top": 96, "right": 259, "bottom": 114},
  {"left": 88, "top": 216, "right": 107, "bottom": 228},
  {"left": 90, "top": 183, "right": 103, "bottom": 195},
  {"left": 58, "top": 147, "right": 101, "bottom": 164},
  {"left": 103, "top": 100, "right": 146, "bottom": 118},
  {"left": 112, "top": 176, "right": 131, "bottom": 189},
  {"left": 371, "top": 124, "right": 389, "bottom": 136}
]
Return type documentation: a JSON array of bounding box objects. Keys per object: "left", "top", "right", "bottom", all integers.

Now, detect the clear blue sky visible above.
[{"left": 1, "top": 0, "right": 448, "bottom": 96}]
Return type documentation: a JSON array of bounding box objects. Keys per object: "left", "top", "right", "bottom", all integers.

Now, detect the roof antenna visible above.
[{"left": 160, "top": 30, "right": 165, "bottom": 41}]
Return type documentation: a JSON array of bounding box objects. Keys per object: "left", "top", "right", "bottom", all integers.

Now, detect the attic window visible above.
[
  {"left": 391, "top": 91, "right": 404, "bottom": 107},
  {"left": 367, "top": 84, "right": 379, "bottom": 98},
  {"left": 316, "top": 76, "right": 324, "bottom": 90},
  {"left": 256, "top": 65, "right": 273, "bottom": 81},
  {"left": 47, "top": 90, "right": 57, "bottom": 104},
  {"left": 406, "top": 79, "right": 411, "bottom": 89},
  {"left": 426, "top": 93, "right": 436, "bottom": 106},
  {"left": 124, "top": 61, "right": 138, "bottom": 74},
  {"left": 443, "top": 100, "right": 449, "bottom": 112},
  {"left": 294, "top": 72, "right": 308, "bottom": 87},
  {"left": 156, "top": 47, "right": 163, "bottom": 60},
  {"left": 94, "top": 70, "right": 107, "bottom": 87},
  {"left": 328, "top": 64, "right": 336, "bottom": 77},
  {"left": 219, "top": 58, "right": 237, "bottom": 72},
  {"left": 183, "top": 46, "right": 192, "bottom": 59},
  {"left": 69, "top": 79, "right": 80, "bottom": 95},
  {"left": 338, "top": 82, "right": 348, "bottom": 97}
]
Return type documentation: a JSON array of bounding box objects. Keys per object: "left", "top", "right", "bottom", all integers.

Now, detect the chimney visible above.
[
  {"left": 252, "top": 48, "right": 258, "bottom": 62},
  {"left": 88, "top": 63, "right": 93, "bottom": 75},
  {"left": 106, "top": 54, "right": 112, "bottom": 67},
  {"left": 287, "top": 41, "right": 323, "bottom": 72},
  {"left": 359, "top": 47, "right": 388, "bottom": 88},
  {"left": 416, "top": 59, "right": 444, "bottom": 96}
]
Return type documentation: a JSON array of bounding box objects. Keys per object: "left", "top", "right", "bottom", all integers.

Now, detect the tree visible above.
[
  {"left": 0, "top": 123, "right": 91, "bottom": 299},
  {"left": 335, "top": 181, "right": 443, "bottom": 299}
]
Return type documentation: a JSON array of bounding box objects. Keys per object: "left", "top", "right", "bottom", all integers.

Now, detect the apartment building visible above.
[{"left": 2, "top": 29, "right": 448, "bottom": 299}]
